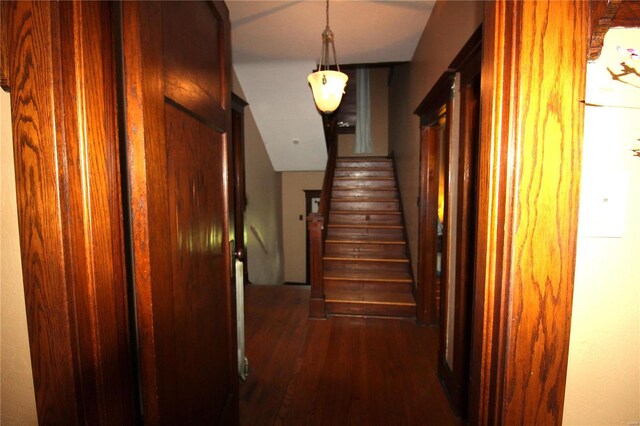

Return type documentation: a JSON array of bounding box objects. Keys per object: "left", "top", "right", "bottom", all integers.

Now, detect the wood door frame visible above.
[
  {"left": 468, "top": 2, "right": 588, "bottom": 423},
  {"left": 1, "top": 1, "right": 136, "bottom": 422},
  {"left": 415, "top": 73, "right": 453, "bottom": 326},
  {"left": 231, "top": 92, "right": 249, "bottom": 285},
  {"left": 304, "top": 189, "right": 322, "bottom": 285},
  {"left": 436, "top": 26, "right": 483, "bottom": 417}
]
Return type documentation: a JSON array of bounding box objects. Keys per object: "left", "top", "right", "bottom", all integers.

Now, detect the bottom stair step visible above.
[{"left": 324, "top": 289, "right": 416, "bottom": 318}]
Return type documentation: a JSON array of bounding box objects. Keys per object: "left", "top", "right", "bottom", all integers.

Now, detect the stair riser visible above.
[
  {"left": 327, "top": 227, "right": 403, "bottom": 240},
  {"left": 326, "top": 302, "right": 415, "bottom": 318},
  {"left": 324, "top": 279, "right": 413, "bottom": 293},
  {"left": 324, "top": 243, "right": 407, "bottom": 258},
  {"left": 331, "top": 189, "right": 398, "bottom": 199},
  {"left": 333, "top": 179, "right": 396, "bottom": 189},
  {"left": 336, "top": 161, "right": 393, "bottom": 169},
  {"left": 330, "top": 200, "right": 399, "bottom": 211},
  {"left": 328, "top": 213, "right": 402, "bottom": 226},
  {"left": 334, "top": 170, "right": 394, "bottom": 178},
  {"left": 324, "top": 260, "right": 410, "bottom": 273}
]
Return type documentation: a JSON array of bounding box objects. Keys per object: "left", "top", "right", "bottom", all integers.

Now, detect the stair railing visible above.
[{"left": 307, "top": 115, "right": 339, "bottom": 319}]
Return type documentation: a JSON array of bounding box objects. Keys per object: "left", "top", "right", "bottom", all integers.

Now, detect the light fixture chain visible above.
[{"left": 326, "top": 0, "right": 329, "bottom": 30}]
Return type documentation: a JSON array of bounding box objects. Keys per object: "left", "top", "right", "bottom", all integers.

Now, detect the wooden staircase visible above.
[{"left": 322, "top": 157, "right": 416, "bottom": 318}]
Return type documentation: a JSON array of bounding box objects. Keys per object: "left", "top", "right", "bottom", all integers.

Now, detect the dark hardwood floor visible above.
[{"left": 240, "top": 285, "right": 462, "bottom": 425}]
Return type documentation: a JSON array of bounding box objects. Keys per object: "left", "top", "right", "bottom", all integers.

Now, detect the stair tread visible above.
[
  {"left": 326, "top": 239, "right": 405, "bottom": 245},
  {"left": 323, "top": 256, "right": 409, "bottom": 263},
  {"left": 324, "top": 270, "right": 412, "bottom": 282},
  {"left": 330, "top": 210, "right": 401, "bottom": 215},
  {"left": 324, "top": 289, "right": 415, "bottom": 306},
  {"left": 335, "top": 167, "right": 392, "bottom": 171},
  {"left": 332, "top": 187, "right": 397, "bottom": 190},
  {"left": 327, "top": 224, "right": 402, "bottom": 229},
  {"left": 331, "top": 197, "right": 399, "bottom": 202},
  {"left": 338, "top": 157, "right": 391, "bottom": 160},
  {"left": 334, "top": 177, "right": 394, "bottom": 180}
]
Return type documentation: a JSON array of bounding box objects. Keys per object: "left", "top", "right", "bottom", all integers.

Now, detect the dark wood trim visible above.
[
  {"left": 415, "top": 73, "right": 454, "bottom": 125},
  {"left": 416, "top": 127, "right": 441, "bottom": 325},
  {"left": 415, "top": 73, "right": 453, "bottom": 326},
  {"left": 588, "top": 1, "right": 640, "bottom": 60},
  {"left": 469, "top": 1, "right": 588, "bottom": 424},
  {"left": 308, "top": 136, "right": 339, "bottom": 319},
  {"left": 304, "top": 189, "right": 321, "bottom": 285},
  {"left": 4, "top": 1, "right": 137, "bottom": 422},
  {"left": 232, "top": 91, "right": 249, "bottom": 285},
  {"left": 284, "top": 281, "right": 309, "bottom": 286},
  {"left": 449, "top": 25, "right": 483, "bottom": 71},
  {"left": 0, "top": 1, "right": 9, "bottom": 90}
]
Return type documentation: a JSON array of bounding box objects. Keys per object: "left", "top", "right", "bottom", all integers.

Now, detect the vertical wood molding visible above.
[
  {"left": 5, "top": 1, "right": 136, "bottom": 423},
  {"left": 470, "top": 1, "right": 588, "bottom": 424}
]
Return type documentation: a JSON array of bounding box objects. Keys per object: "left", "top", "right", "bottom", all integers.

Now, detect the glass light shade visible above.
[{"left": 307, "top": 70, "right": 348, "bottom": 113}]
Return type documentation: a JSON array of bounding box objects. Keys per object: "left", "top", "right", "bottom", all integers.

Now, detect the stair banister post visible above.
[{"left": 308, "top": 213, "right": 326, "bottom": 319}]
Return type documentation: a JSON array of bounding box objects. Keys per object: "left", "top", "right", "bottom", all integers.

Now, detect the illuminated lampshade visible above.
[{"left": 308, "top": 70, "right": 348, "bottom": 113}]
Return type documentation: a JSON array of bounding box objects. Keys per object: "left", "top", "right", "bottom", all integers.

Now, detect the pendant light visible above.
[{"left": 308, "top": 0, "right": 348, "bottom": 114}]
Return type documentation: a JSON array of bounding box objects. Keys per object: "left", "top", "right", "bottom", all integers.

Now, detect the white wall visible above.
[
  {"left": 233, "top": 71, "right": 284, "bottom": 285},
  {"left": 0, "top": 91, "right": 38, "bottom": 424},
  {"left": 564, "top": 29, "right": 640, "bottom": 425}
]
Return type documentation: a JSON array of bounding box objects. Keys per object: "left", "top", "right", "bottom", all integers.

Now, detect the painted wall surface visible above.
[
  {"left": 563, "top": 29, "right": 640, "bottom": 425},
  {"left": 0, "top": 91, "right": 38, "bottom": 424},
  {"left": 233, "top": 71, "right": 284, "bottom": 285},
  {"left": 281, "top": 171, "right": 325, "bottom": 283},
  {"left": 388, "top": 0, "right": 484, "bottom": 277},
  {"left": 338, "top": 67, "right": 389, "bottom": 157}
]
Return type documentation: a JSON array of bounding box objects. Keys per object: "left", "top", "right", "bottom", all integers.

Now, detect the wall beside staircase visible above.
[
  {"left": 338, "top": 67, "right": 389, "bottom": 157},
  {"left": 233, "top": 72, "right": 284, "bottom": 285},
  {"left": 388, "top": 1, "right": 484, "bottom": 277},
  {"left": 282, "top": 171, "right": 325, "bottom": 283}
]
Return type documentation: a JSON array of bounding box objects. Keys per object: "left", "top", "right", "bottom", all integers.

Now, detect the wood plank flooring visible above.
[{"left": 240, "top": 285, "right": 461, "bottom": 426}]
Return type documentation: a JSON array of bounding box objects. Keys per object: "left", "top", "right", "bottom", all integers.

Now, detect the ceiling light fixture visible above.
[{"left": 308, "top": 0, "right": 348, "bottom": 114}]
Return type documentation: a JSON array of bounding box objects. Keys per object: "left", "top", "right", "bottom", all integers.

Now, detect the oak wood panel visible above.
[
  {"left": 120, "top": 1, "right": 236, "bottom": 423},
  {"left": 469, "top": 2, "right": 588, "bottom": 424},
  {"left": 0, "top": 1, "right": 8, "bottom": 89},
  {"left": 240, "top": 285, "right": 461, "bottom": 426},
  {"left": 440, "top": 33, "right": 482, "bottom": 417},
  {"left": 162, "top": 1, "right": 225, "bottom": 125},
  {"left": 415, "top": 74, "right": 453, "bottom": 326},
  {"left": 4, "top": 1, "right": 136, "bottom": 422}
]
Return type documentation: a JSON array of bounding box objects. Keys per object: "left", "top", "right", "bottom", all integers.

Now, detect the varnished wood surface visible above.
[
  {"left": 120, "top": 1, "right": 237, "bottom": 422},
  {"left": 470, "top": 1, "right": 588, "bottom": 424},
  {"left": 4, "top": 1, "right": 136, "bottom": 422},
  {"left": 323, "top": 158, "right": 415, "bottom": 318},
  {"left": 240, "top": 285, "right": 462, "bottom": 426}
]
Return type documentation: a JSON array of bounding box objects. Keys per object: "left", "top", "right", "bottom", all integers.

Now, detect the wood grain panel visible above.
[
  {"left": 5, "top": 1, "right": 136, "bottom": 423},
  {"left": 162, "top": 1, "right": 225, "bottom": 125},
  {"left": 120, "top": 1, "right": 237, "bottom": 422},
  {"left": 417, "top": 126, "right": 441, "bottom": 325},
  {"left": 470, "top": 1, "right": 588, "bottom": 424},
  {"left": 164, "top": 103, "right": 231, "bottom": 422}
]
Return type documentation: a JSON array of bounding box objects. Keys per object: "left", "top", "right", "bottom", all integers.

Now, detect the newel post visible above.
[{"left": 307, "top": 212, "right": 326, "bottom": 319}]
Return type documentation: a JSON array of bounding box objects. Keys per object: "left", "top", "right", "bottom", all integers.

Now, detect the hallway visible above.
[{"left": 239, "top": 285, "right": 461, "bottom": 425}]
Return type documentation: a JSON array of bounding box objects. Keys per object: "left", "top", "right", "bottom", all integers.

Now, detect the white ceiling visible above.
[{"left": 228, "top": 1, "right": 435, "bottom": 171}]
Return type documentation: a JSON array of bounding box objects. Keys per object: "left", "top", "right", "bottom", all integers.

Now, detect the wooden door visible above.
[
  {"left": 437, "top": 33, "right": 482, "bottom": 416},
  {"left": 119, "top": 1, "right": 237, "bottom": 423}
]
